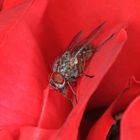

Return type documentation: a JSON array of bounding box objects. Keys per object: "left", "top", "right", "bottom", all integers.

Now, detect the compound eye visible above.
[{"left": 52, "top": 72, "right": 64, "bottom": 84}]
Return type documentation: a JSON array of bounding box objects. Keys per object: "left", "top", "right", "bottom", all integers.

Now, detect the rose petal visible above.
[
  {"left": 43, "top": 0, "right": 128, "bottom": 71},
  {"left": 0, "top": 129, "right": 13, "bottom": 140},
  {"left": 88, "top": 0, "right": 140, "bottom": 110},
  {"left": 37, "top": 86, "right": 72, "bottom": 128},
  {"left": 121, "top": 96, "right": 140, "bottom": 140},
  {"left": 2, "top": 0, "right": 26, "bottom": 10},
  {"left": 87, "top": 76, "right": 140, "bottom": 140},
  {"left": 0, "top": 0, "right": 48, "bottom": 136},
  {"left": 42, "top": 29, "right": 127, "bottom": 140},
  {"left": 18, "top": 126, "right": 57, "bottom": 140}
]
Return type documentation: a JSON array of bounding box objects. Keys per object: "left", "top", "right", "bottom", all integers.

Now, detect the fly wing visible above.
[
  {"left": 97, "top": 33, "right": 115, "bottom": 51},
  {"left": 67, "top": 21, "right": 106, "bottom": 53},
  {"left": 73, "top": 21, "right": 107, "bottom": 58},
  {"left": 74, "top": 33, "right": 115, "bottom": 58},
  {"left": 79, "top": 21, "right": 106, "bottom": 46},
  {"left": 67, "top": 31, "right": 83, "bottom": 52}
]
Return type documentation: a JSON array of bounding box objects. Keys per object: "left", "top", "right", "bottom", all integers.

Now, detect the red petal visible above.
[
  {"left": 0, "top": 0, "right": 137, "bottom": 139},
  {"left": 0, "top": 0, "right": 48, "bottom": 136},
  {"left": 40, "top": 29, "right": 126, "bottom": 140},
  {"left": 121, "top": 79, "right": 140, "bottom": 140},
  {"left": 0, "top": 129, "right": 13, "bottom": 140},
  {"left": 88, "top": 0, "right": 140, "bottom": 110},
  {"left": 18, "top": 127, "right": 57, "bottom": 140},
  {"left": 2, "top": 0, "right": 26, "bottom": 10},
  {"left": 121, "top": 97, "right": 140, "bottom": 140},
  {"left": 87, "top": 76, "right": 140, "bottom": 140}
]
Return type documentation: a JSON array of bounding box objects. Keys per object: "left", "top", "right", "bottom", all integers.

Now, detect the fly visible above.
[{"left": 49, "top": 21, "right": 114, "bottom": 107}]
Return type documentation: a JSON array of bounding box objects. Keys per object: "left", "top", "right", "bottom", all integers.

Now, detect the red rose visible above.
[{"left": 0, "top": 0, "right": 139, "bottom": 140}]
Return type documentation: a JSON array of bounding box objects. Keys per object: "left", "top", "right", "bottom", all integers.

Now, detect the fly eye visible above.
[{"left": 52, "top": 72, "right": 65, "bottom": 84}]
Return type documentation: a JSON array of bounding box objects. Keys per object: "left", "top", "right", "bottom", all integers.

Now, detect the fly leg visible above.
[
  {"left": 81, "top": 56, "right": 94, "bottom": 78},
  {"left": 67, "top": 81, "right": 78, "bottom": 104},
  {"left": 64, "top": 95, "right": 74, "bottom": 107},
  {"left": 83, "top": 73, "right": 94, "bottom": 78},
  {"left": 61, "top": 88, "right": 74, "bottom": 107}
]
